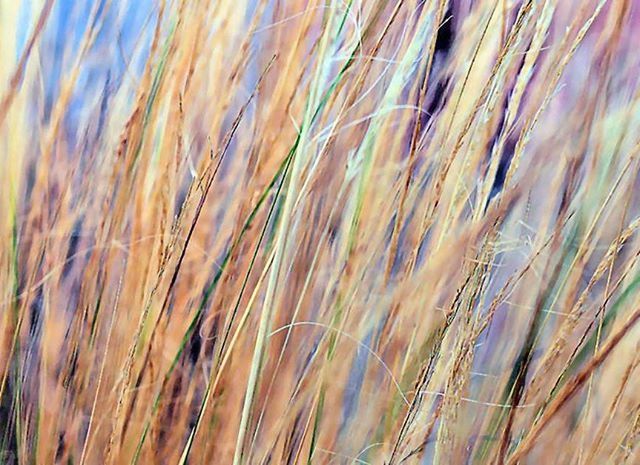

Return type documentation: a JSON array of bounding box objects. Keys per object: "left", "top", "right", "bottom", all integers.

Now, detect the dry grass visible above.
[{"left": 1, "top": 0, "right": 640, "bottom": 463}]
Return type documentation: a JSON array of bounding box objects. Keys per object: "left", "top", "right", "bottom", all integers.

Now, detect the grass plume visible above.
[{"left": 2, "top": 0, "right": 640, "bottom": 463}]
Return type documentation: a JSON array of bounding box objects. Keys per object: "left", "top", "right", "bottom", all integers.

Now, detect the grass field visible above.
[{"left": 1, "top": 0, "right": 640, "bottom": 463}]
